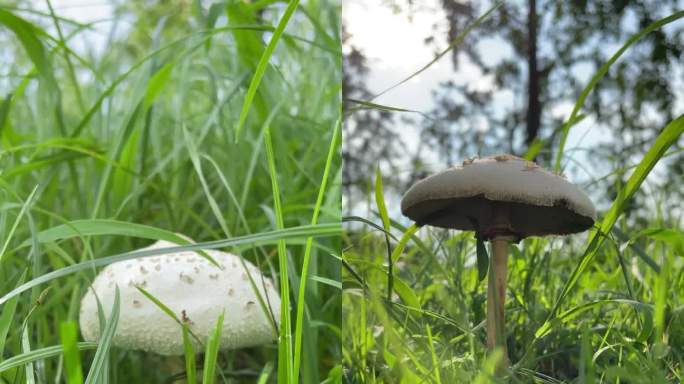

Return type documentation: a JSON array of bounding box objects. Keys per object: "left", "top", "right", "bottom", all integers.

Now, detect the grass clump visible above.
[
  {"left": 0, "top": 0, "right": 341, "bottom": 382},
  {"left": 341, "top": 7, "right": 684, "bottom": 384}
]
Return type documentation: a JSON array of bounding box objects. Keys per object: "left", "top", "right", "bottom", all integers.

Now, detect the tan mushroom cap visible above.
[{"left": 401, "top": 154, "right": 596, "bottom": 239}]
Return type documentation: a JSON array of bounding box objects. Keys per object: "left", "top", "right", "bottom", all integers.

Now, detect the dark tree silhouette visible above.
[{"left": 343, "top": 0, "right": 683, "bottom": 211}]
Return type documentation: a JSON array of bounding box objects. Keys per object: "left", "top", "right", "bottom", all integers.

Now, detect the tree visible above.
[
  {"left": 344, "top": 0, "right": 683, "bottom": 222},
  {"left": 343, "top": 24, "right": 405, "bottom": 197}
]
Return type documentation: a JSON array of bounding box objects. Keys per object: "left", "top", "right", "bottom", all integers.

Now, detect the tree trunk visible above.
[{"left": 525, "top": 0, "right": 540, "bottom": 146}]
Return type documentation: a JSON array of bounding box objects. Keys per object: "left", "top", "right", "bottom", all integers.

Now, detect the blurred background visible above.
[{"left": 343, "top": 0, "right": 683, "bottom": 223}]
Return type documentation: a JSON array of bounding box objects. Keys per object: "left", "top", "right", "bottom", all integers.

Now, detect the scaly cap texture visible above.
[
  {"left": 79, "top": 239, "right": 280, "bottom": 355},
  {"left": 401, "top": 155, "right": 596, "bottom": 238}
]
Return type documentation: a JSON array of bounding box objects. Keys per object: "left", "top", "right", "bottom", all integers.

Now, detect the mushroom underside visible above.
[{"left": 403, "top": 195, "right": 594, "bottom": 238}]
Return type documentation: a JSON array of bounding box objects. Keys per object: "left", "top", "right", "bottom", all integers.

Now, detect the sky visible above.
[{"left": 342, "top": 0, "right": 683, "bottom": 220}]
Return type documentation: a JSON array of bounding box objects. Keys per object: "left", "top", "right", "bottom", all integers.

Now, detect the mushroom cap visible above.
[
  {"left": 79, "top": 239, "right": 280, "bottom": 356},
  {"left": 401, "top": 155, "right": 596, "bottom": 238}
]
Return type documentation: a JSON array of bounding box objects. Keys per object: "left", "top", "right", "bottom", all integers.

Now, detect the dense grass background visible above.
[
  {"left": 342, "top": 7, "right": 684, "bottom": 384},
  {"left": 0, "top": 0, "right": 341, "bottom": 383}
]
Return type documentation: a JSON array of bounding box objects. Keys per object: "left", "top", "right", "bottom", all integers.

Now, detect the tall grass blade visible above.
[
  {"left": 0, "top": 271, "right": 25, "bottom": 354},
  {"left": 182, "top": 325, "right": 197, "bottom": 384},
  {"left": 21, "top": 326, "right": 35, "bottom": 384},
  {"left": 135, "top": 286, "right": 201, "bottom": 344},
  {"left": 18, "top": 219, "right": 195, "bottom": 248},
  {"left": 0, "top": 93, "right": 12, "bottom": 132},
  {"left": 85, "top": 286, "right": 120, "bottom": 384},
  {"left": 201, "top": 312, "right": 224, "bottom": 384},
  {"left": 142, "top": 62, "right": 174, "bottom": 109},
  {"left": 0, "top": 223, "right": 340, "bottom": 306},
  {"left": 234, "top": 0, "right": 300, "bottom": 142},
  {"left": 59, "top": 321, "right": 83, "bottom": 384},
  {"left": 68, "top": 26, "right": 270, "bottom": 137},
  {"left": 537, "top": 115, "right": 684, "bottom": 338},
  {"left": 345, "top": 98, "right": 433, "bottom": 120},
  {"left": 426, "top": 324, "right": 442, "bottom": 384},
  {"left": 554, "top": 11, "right": 684, "bottom": 172},
  {"left": 264, "top": 126, "right": 293, "bottom": 383},
  {"left": 183, "top": 126, "right": 231, "bottom": 236},
  {"left": 389, "top": 224, "right": 419, "bottom": 264},
  {"left": 0, "top": 9, "right": 57, "bottom": 91},
  {"left": 0, "top": 343, "right": 98, "bottom": 373},
  {"left": 374, "top": 168, "right": 391, "bottom": 233},
  {"left": 45, "top": 0, "right": 84, "bottom": 111},
  {"left": 256, "top": 361, "right": 274, "bottom": 384},
  {"left": 0, "top": 185, "right": 39, "bottom": 262},
  {"left": 293, "top": 118, "right": 340, "bottom": 383},
  {"left": 374, "top": 167, "right": 393, "bottom": 301},
  {"left": 370, "top": 1, "right": 502, "bottom": 100}
]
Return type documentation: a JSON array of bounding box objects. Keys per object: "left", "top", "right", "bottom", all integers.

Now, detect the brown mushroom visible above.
[{"left": 401, "top": 154, "right": 596, "bottom": 370}]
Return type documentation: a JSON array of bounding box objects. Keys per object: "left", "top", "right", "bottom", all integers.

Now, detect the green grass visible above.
[
  {"left": 342, "top": 7, "right": 684, "bottom": 384},
  {"left": 0, "top": 0, "right": 340, "bottom": 383}
]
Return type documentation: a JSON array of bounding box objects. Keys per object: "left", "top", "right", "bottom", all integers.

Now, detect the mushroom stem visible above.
[{"left": 487, "top": 235, "right": 510, "bottom": 371}]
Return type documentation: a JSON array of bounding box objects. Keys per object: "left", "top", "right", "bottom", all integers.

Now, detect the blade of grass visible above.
[
  {"left": 183, "top": 125, "right": 231, "bottom": 237},
  {"left": 0, "top": 185, "right": 39, "bottom": 262},
  {"left": 0, "top": 270, "right": 26, "bottom": 354},
  {"left": 21, "top": 326, "right": 35, "bottom": 384},
  {"left": 142, "top": 62, "right": 174, "bottom": 109},
  {"left": 68, "top": 25, "right": 275, "bottom": 137},
  {"left": 345, "top": 98, "right": 434, "bottom": 120},
  {"left": 369, "top": 1, "right": 502, "bottom": 101},
  {"left": 473, "top": 349, "right": 504, "bottom": 384},
  {"left": 201, "top": 311, "right": 224, "bottom": 384},
  {"left": 309, "top": 275, "right": 342, "bottom": 290},
  {"left": 537, "top": 114, "right": 684, "bottom": 338},
  {"left": 134, "top": 286, "right": 201, "bottom": 344},
  {"left": 45, "top": 0, "right": 84, "bottom": 112},
  {"left": 342, "top": 215, "right": 400, "bottom": 242},
  {"left": 59, "top": 321, "right": 83, "bottom": 384},
  {"left": 554, "top": 11, "right": 684, "bottom": 172},
  {"left": 426, "top": 324, "right": 442, "bottom": 384},
  {"left": 0, "top": 93, "right": 11, "bottom": 133},
  {"left": 0, "top": 223, "right": 340, "bottom": 306},
  {"left": 374, "top": 167, "right": 393, "bottom": 302},
  {"left": 392, "top": 275, "right": 420, "bottom": 309},
  {"left": 17, "top": 219, "right": 196, "bottom": 248},
  {"left": 389, "top": 224, "right": 419, "bottom": 264},
  {"left": 182, "top": 325, "right": 197, "bottom": 384},
  {"left": 0, "top": 9, "right": 57, "bottom": 91},
  {"left": 16, "top": 218, "right": 219, "bottom": 266},
  {"left": 0, "top": 343, "right": 98, "bottom": 373},
  {"left": 293, "top": 118, "right": 340, "bottom": 383},
  {"left": 256, "top": 361, "right": 274, "bottom": 384},
  {"left": 84, "top": 286, "right": 120, "bottom": 384},
  {"left": 234, "top": 0, "right": 300, "bottom": 141},
  {"left": 264, "top": 125, "right": 293, "bottom": 383},
  {"left": 92, "top": 290, "right": 110, "bottom": 384}
]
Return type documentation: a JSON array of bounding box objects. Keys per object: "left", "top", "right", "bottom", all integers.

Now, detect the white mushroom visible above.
[
  {"left": 401, "top": 154, "right": 596, "bottom": 370},
  {"left": 79, "top": 238, "right": 280, "bottom": 356}
]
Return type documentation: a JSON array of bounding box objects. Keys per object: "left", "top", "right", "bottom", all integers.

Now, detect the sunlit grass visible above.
[{"left": 341, "top": 6, "right": 684, "bottom": 384}]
